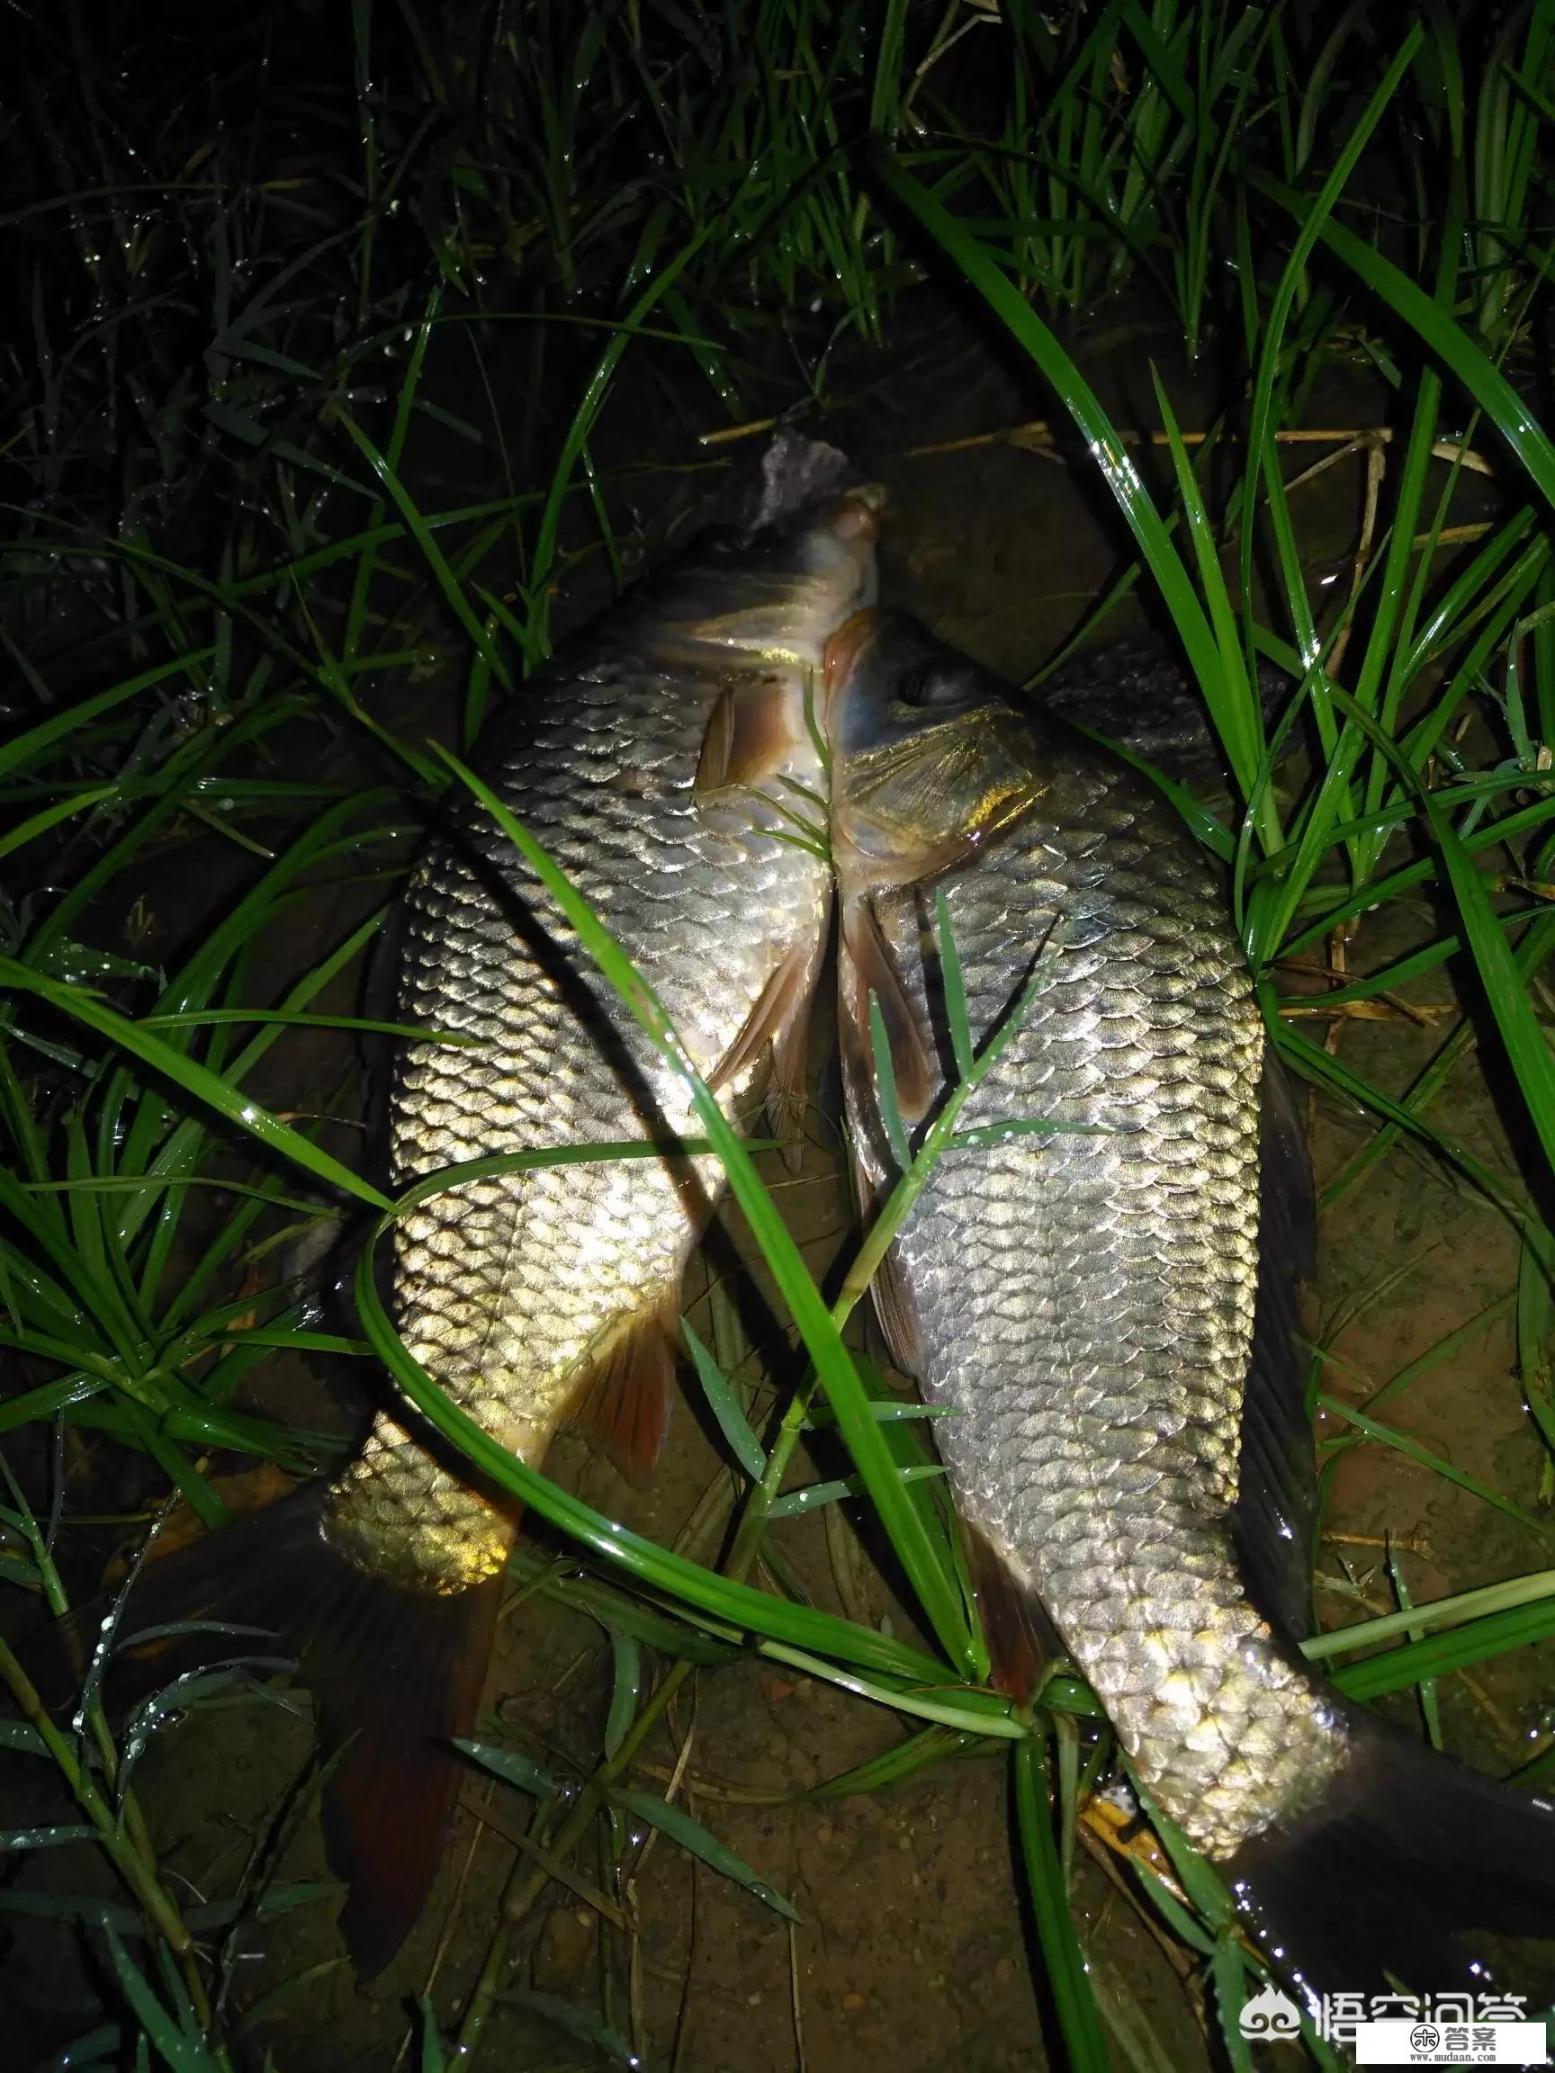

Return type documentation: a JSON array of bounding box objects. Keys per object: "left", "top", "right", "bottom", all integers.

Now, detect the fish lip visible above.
[
  {"left": 821, "top": 606, "right": 878, "bottom": 721},
  {"left": 828, "top": 482, "right": 888, "bottom": 544}
]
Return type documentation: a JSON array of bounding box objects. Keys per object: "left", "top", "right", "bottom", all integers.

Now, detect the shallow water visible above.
[{"left": 6, "top": 302, "right": 1552, "bottom": 2072}]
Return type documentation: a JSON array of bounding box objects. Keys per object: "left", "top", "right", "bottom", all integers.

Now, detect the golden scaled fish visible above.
[
  {"left": 823, "top": 608, "right": 1555, "bottom": 2009},
  {"left": 343, "top": 447, "right": 883, "bottom": 1601},
  {"left": 72, "top": 441, "right": 881, "bottom": 1974}
]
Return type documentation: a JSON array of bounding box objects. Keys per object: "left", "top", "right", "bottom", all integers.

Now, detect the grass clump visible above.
[{"left": 4, "top": 3, "right": 1555, "bottom": 2067}]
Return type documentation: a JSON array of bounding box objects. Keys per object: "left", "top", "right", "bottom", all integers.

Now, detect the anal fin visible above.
[
  {"left": 707, "top": 928, "right": 830, "bottom": 1173},
  {"left": 565, "top": 1295, "right": 679, "bottom": 1480}
]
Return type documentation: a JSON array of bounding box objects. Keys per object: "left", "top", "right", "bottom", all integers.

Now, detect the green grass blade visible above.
[
  {"left": 1252, "top": 171, "right": 1555, "bottom": 513},
  {"left": 1148, "top": 372, "right": 1266, "bottom": 815},
  {"left": 0, "top": 787, "right": 119, "bottom": 861},
  {"left": 872, "top": 148, "right": 1228, "bottom": 763},
  {"left": 0, "top": 652, "right": 215, "bottom": 782},
  {"left": 1318, "top": 1394, "right": 1546, "bottom": 1534},
  {"left": 352, "top": 1245, "right": 945, "bottom": 1684},
  {"left": 1210, "top": 1934, "right": 1255, "bottom": 2073},
  {"left": 766, "top": 1462, "right": 945, "bottom": 1518},
  {"left": 1012, "top": 1737, "right": 1110, "bottom": 2071},
  {"left": 609, "top": 1784, "right": 799, "bottom": 1921},
  {"left": 753, "top": 1640, "right": 1024, "bottom": 1737},
  {"left": 453, "top": 1739, "right": 559, "bottom": 1798},
  {"left": 101, "top": 1926, "right": 211, "bottom": 2071},
  {"left": 1303, "top": 1566, "right": 1555, "bottom": 1660},
  {"left": 0, "top": 961, "right": 391, "bottom": 1213},
  {"left": 934, "top": 888, "right": 973, "bottom": 1083},
  {"left": 1330, "top": 1593, "right": 1555, "bottom": 1700},
  {"left": 681, "top": 1319, "right": 767, "bottom": 1480},
  {"left": 1273, "top": 1005, "right": 1555, "bottom": 1283},
  {"left": 1423, "top": 789, "right": 1555, "bottom": 1181},
  {"left": 332, "top": 408, "right": 510, "bottom": 692},
  {"left": 1240, "top": 25, "right": 1423, "bottom": 615},
  {"left": 506, "top": 1991, "right": 636, "bottom": 2068},
  {"left": 603, "top": 1633, "right": 640, "bottom": 1761},
  {"left": 807, "top": 1726, "right": 975, "bottom": 1800}
]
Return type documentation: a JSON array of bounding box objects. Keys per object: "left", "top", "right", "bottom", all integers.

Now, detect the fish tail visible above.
[
  {"left": 27, "top": 1483, "right": 504, "bottom": 1978},
  {"left": 1226, "top": 1707, "right": 1555, "bottom": 2004},
  {"left": 313, "top": 1554, "right": 503, "bottom": 1976}
]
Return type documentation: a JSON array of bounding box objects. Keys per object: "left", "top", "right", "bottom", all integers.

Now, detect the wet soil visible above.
[{"left": 5, "top": 299, "right": 1551, "bottom": 2072}]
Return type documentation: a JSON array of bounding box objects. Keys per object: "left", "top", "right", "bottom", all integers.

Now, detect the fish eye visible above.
[{"left": 896, "top": 663, "right": 974, "bottom": 710}]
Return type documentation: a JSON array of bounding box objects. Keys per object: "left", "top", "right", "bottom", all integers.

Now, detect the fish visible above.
[
  {"left": 1037, "top": 639, "right": 1289, "bottom": 784},
  {"left": 54, "top": 437, "right": 881, "bottom": 1975},
  {"left": 822, "top": 607, "right": 1555, "bottom": 2006}
]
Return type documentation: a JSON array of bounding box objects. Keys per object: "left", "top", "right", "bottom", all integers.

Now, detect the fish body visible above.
[
  {"left": 326, "top": 472, "right": 880, "bottom": 1597},
  {"left": 1038, "top": 639, "right": 1288, "bottom": 783},
  {"left": 825, "top": 610, "right": 1555, "bottom": 1999},
  {"left": 302, "top": 461, "right": 880, "bottom": 1962},
  {"left": 826, "top": 611, "right": 1334, "bottom": 1848}
]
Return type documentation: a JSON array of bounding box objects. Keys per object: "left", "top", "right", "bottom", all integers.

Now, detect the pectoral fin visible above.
[
  {"left": 866, "top": 1242, "right": 925, "bottom": 1381},
  {"left": 766, "top": 991, "right": 814, "bottom": 1173},
  {"left": 706, "top": 929, "right": 830, "bottom": 1170},
  {"left": 693, "top": 678, "right": 797, "bottom": 796},
  {"left": 838, "top": 895, "right": 937, "bottom": 1124}
]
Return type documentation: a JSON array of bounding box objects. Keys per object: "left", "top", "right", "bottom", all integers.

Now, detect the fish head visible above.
[
  {"left": 642, "top": 483, "right": 885, "bottom": 671},
  {"left": 823, "top": 610, "right": 1040, "bottom": 888}
]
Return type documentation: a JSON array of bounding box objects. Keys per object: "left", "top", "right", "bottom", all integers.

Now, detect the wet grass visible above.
[{"left": 4, "top": 1, "right": 1555, "bottom": 2066}]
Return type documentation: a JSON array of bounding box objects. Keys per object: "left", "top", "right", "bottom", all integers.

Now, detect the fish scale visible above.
[
  {"left": 830, "top": 618, "right": 1348, "bottom": 1863},
  {"left": 324, "top": 621, "right": 844, "bottom": 1592},
  {"left": 868, "top": 839, "right": 1343, "bottom": 1854},
  {"left": 266, "top": 469, "right": 879, "bottom": 1972}
]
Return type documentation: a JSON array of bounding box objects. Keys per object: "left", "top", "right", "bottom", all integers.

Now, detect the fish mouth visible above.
[
  {"left": 821, "top": 606, "right": 878, "bottom": 719},
  {"left": 826, "top": 483, "right": 887, "bottom": 544}
]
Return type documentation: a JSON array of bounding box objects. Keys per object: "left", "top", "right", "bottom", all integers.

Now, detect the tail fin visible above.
[
  {"left": 1227, "top": 1708, "right": 1555, "bottom": 2006},
  {"left": 313, "top": 1557, "right": 502, "bottom": 1975},
  {"left": 28, "top": 1484, "right": 503, "bottom": 1979}
]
